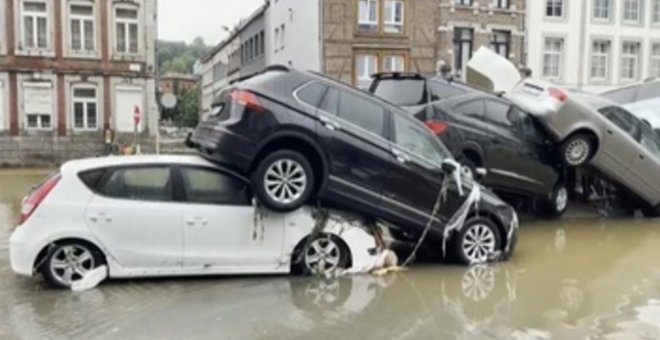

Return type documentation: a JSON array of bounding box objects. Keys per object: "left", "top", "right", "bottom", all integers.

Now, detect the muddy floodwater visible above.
[{"left": 2, "top": 170, "right": 660, "bottom": 339}]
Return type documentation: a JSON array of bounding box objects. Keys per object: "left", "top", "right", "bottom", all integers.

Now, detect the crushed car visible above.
[
  {"left": 188, "top": 65, "right": 519, "bottom": 265},
  {"left": 9, "top": 155, "right": 388, "bottom": 289},
  {"left": 467, "top": 47, "right": 660, "bottom": 217},
  {"left": 369, "top": 73, "right": 567, "bottom": 218}
]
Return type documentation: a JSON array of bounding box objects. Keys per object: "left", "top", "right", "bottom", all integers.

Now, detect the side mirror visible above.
[{"left": 441, "top": 159, "right": 458, "bottom": 174}]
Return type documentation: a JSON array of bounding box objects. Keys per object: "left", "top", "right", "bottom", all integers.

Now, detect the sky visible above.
[{"left": 158, "top": 0, "right": 264, "bottom": 45}]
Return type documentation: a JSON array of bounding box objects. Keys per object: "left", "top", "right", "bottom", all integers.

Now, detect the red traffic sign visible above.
[{"left": 133, "top": 106, "right": 141, "bottom": 125}]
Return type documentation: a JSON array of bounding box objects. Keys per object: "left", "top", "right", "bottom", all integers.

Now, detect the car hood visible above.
[{"left": 466, "top": 47, "right": 521, "bottom": 94}]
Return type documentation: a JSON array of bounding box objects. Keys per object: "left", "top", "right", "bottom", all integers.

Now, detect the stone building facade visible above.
[
  {"left": 437, "top": 0, "right": 526, "bottom": 79},
  {"left": 0, "top": 0, "right": 158, "bottom": 166}
]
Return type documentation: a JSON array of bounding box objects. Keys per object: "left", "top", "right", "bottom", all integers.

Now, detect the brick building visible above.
[
  {"left": 159, "top": 73, "right": 197, "bottom": 95},
  {"left": 0, "top": 0, "right": 158, "bottom": 166},
  {"left": 438, "top": 0, "right": 526, "bottom": 79}
]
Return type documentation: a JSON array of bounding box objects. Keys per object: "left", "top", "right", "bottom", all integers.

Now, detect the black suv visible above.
[
  {"left": 189, "top": 66, "right": 518, "bottom": 264},
  {"left": 370, "top": 73, "right": 567, "bottom": 217}
]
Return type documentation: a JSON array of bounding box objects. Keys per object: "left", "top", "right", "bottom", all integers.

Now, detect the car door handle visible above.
[
  {"left": 392, "top": 149, "right": 410, "bottom": 164},
  {"left": 89, "top": 213, "right": 112, "bottom": 223},
  {"left": 186, "top": 217, "right": 208, "bottom": 227},
  {"left": 639, "top": 154, "right": 645, "bottom": 160},
  {"left": 607, "top": 129, "right": 613, "bottom": 135},
  {"left": 320, "top": 116, "right": 341, "bottom": 131}
]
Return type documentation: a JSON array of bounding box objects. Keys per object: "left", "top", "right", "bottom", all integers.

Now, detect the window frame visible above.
[
  {"left": 23, "top": 81, "right": 53, "bottom": 131},
  {"left": 590, "top": 39, "right": 611, "bottom": 81},
  {"left": 490, "top": 30, "right": 511, "bottom": 59},
  {"left": 353, "top": 50, "right": 409, "bottom": 88},
  {"left": 492, "top": 0, "right": 510, "bottom": 9},
  {"left": 71, "top": 83, "right": 99, "bottom": 131},
  {"left": 357, "top": 0, "right": 406, "bottom": 36},
  {"left": 113, "top": 3, "right": 140, "bottom": 55},
  {"left": 542, "top": 36, "right": 565, "bottom": 80},
  {"left": 68, "top": 1, "right": 96, "bottom": 54},
  {"left": 545, "top": 0, "right": 565, "bottom": 18},
  {"left": 620, "top": 41, "right": 641, "bottom": 82},
  {"left": 95, "top": 165, "right": 175, "bottom": 203},
  {"left": 21, "top": 0, "right": 49, "bottom": 50},
  {"left": 175, "top": 165, "right": 253, "bottom": 206},
  {"left": 592, "top": 0, "right": 612, "bottom": 21},
  {"left": 651, "top": 42, "right": 660, "bottom": 78},
  {"left": 622, "top": 0, "right": 642, "bottom": 24},
  {"left": 654, "top": 0, "right": 660, "bottom": 24},
  {"left": 454, "top": 27, "right": 474, "bottom": 78}
]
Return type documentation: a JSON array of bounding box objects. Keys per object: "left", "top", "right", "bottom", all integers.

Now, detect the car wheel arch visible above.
[
  {"left": 251, "top": 131, "right": 329, "bottom": 193},
  {"left": 563, "top": 128, "right": 600, "bottom": 156},
  {"left": 33, "top": 237, "right": 107, "bottom": 272},
  {"left": 459, "top": 144, "right": 486, "bottom": 168},
  {"left": 461, "top": 210, "right": 508, "bottom": 253},
  {"left": 290, "top": 233, "right": 353, "bottom": 274}
]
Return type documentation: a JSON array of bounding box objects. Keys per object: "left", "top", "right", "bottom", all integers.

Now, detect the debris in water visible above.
[{"left": 71, "top": 265, "right": 108, "bottom": 292}]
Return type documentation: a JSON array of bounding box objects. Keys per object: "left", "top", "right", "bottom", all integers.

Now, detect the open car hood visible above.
[{"left": 466, "top": 47, "right": 521, "bottom": 94}]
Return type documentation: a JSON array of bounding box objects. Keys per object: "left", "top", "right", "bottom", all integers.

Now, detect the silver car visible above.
[
  {"left": 466, "top": 47, "right": 660, "bottom": 216},
  {"left": 602, "top": 81, "right": 660, "bottom": 139}
]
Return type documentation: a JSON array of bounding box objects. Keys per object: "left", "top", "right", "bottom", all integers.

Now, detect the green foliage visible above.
[
  {"left": 158, "top": 37, "right": 209, "bottom": 74},
  {"left": 180, "top": 90, "right": 200, "bottom": 128}
]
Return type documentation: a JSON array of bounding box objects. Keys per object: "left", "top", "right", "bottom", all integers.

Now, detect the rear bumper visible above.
[
  {"left": 9, "top": 229, "right": 36, "bottom": 277},
  {"left": 194, "top": 128, "right": 257, "bottom": 174}
]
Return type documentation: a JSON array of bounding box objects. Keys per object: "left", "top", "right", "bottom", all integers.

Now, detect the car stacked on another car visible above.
[
  {"left": 467, "top": 47, "right": 660, "bottom": 217},
  {"left": 369, "top": 73, "right": 567, "bottom": 217},
  {"left": 188, "top": 65, "right": 519, "bottom": 265},
  {"left": 602, "top": 80, "right": 660, "bottom": 139}
]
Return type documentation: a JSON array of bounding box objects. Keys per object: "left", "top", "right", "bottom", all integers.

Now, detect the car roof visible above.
[
  {"left": 61, "top": 155, "right": 239, "bottom": 177},
  {"left": 570, "top": 91, "right": 617, "bottom": 110}
]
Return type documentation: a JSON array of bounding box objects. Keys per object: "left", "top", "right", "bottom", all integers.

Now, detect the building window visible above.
[
  {"left": 22, "top": 0, "right": 48, "bottom": 49},
  {"left": 621, "top": 41, "right": 641, "bottom": 81},
  {"left": 543, "top": 37, "right": 564, "bottom": 79},
  {"left": 654, "top": 0, "right": 660, "bottom": 23},
  {"left": 72, "top": 86, "right": 98, "bottom": 130},
  {"left": 274, "top": 27, "right": 279, "bottom": 52},
  {"left": 115, "top": 6, "right": 139, "bottom": 54},
  {"left": 0, "top": 82, "right": 5, "bottom": 131},
  {"left": 454, "top": 28, "right": 473, "bottom": 78},
  {"left": 492, "top": 0, "right": 510, "bottom": 9},
  {"left": 254, "top": 34, "right": 260, "bottom": 57},
  {"left": 259, "top": 31, "right": 265, "bottom": 55},
  {"left": 23, "top": 82, "right": 53, "bottom": 130},
  {"left": 590, "top": 40, "right": 611, "bottom": 80},
  {"left": 383, "top": 55, "right": 405, "bottom": 72},
  {"left": 384, "top": 1, "right": 404, "bottom": 34},
  {"left": 356, "top": 54, "right": 377, "bottom": 89},
  {"left": 491, "top": 30, "right": 511, "bottom": 58},
  {"left": 546, "top": 0, "right": 564, "bottom": 17},
  {"left": 69, "top": 3, "right": 95, "bottom": 52},
  {"left": 456, "top": 0, "right": 473, "bottom": 6},
  {"left": 651, "top": 43, "right": 660, "bottom": 78},
  {"left": 622, "top": 0, "right": 641, "bottom": 22},
  {"left": 593, "top": 0, "right": 611, "bottom": 19},
  {"left": 280, "top": 24, "right": 286, "bottom": 50},
  {"left": 358, "top": 0, "right": 379, "bottom": 33}
]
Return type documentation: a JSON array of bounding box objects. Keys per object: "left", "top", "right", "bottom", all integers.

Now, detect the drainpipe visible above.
[
  {"left": 577, "top": 0, "right": 588, "bottom": 90},
  {"left": 318, "top": 0, "right": 325, "bottom": 73}
]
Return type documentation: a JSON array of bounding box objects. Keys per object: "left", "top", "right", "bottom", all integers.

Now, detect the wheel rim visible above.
[
  {"left": 304, "top": 279, "right": 341, "bottom": 306},
  {"left": 49, "top": 245, "right": 95, "bottom": 286},
  {"left": 304, "top": 237, "right": 342, "bottom": 275},
  {"left": 264, "top": 159, "right": 308, "bottom": 205},
  {"left": 462, "top": 224, "right": 497, "bottom": 263},
  {"left": 555, "top": 187, "right": 568, "bottom": 212},
  {"left": 461, "top": 265, "right": 495, "bottom": 302},
  {"left": 565, "top": 139, "right": 590, "bottom": 166}
]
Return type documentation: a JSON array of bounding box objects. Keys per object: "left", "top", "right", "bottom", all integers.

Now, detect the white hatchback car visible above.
[{"left": 9, "top": 155, "right": 381, "bottom": 289}]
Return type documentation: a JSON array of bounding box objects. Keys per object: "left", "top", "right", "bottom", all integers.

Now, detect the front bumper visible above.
[{"left": 9, "top": 228, "right": 36, "bottom": 277}]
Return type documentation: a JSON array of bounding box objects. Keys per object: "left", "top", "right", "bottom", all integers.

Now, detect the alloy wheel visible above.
[
  {"left": 565, "top": 139, "right": 590, "bottom": 166},
  {"left": 264, "top": 159, "right": 308, "bottom": 205},
  {"left": 555, "top": 186, "right": 569, "bottom": 213},
  {"left": 49, "top": 245, "right": 96, "bottom": 286},
  {"left": 462, "top": 224, "right": 497, "bottom": 263},
  {"left": 304, "top": 237, "right": 342, "bottom": 275},
  {"left": 461, "top": 265, "right": 496, "bottom": 302}
]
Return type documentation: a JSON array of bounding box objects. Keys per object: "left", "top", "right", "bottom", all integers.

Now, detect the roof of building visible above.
[{"left": 201, "top": 2, "right": 269, "bottom": 64}]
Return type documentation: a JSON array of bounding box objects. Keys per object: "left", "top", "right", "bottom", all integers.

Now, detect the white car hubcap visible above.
[
  {"left": 50, "top": 245, "right": 95, "bottom": 286},
  {"left": 565, "top": 139, "right": 590, "bottom": 166},
  {"left": 462, "top": 224, "right": 497, "bottom": 263},
  {"left": 305, "top": 237, "right": 341, "bottom": 274},
  {"left": 264, "top": 159, "right": 307, "bottom": 204},
  {"left": 556, "top": 187, "right": 568, "bottom": 212},
  {"left": 461, "top": 265, "right": 496, "bottom": 302}
]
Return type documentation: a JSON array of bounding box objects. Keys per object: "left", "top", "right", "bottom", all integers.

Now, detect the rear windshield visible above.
[{"left": 372, "top": 79, "right": 427, "bottom": 107}]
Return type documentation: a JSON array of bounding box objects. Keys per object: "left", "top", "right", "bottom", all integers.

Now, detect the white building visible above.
[
  {"left": 266, "top": 0, "right": 321, "bottom": 72},
  {"left": 526, "top": 0, "right": 660, "bottom": 93}
]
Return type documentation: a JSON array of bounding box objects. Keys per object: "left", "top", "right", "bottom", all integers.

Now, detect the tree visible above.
[
  {"left": 179, "top": 89, "right": 200, "bottom": 128},
  {"left": 158, "top": 37, "right": 209, "bottom": 75}
]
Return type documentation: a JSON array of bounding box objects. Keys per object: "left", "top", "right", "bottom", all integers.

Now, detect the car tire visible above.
[
  {"left": 41, "top": 242, "right": 105, "bottom": 289},
  {"left": 293, "top": 234, "right": 350, "bottom": 276},
  {"left": 641, "top": 204, "right": 660, "bottom": 218},
  {"left": 538, "top": 183, "right": 569, "bottom": 219},
  {"left": 451, "top": 217, "right": 502, "bottom": 266},
  {"left": 252, "top": 150, "right": 315, "bottom": 212},
  {"left": 560, "top": 134, "right": 594, "bottom": 167}
]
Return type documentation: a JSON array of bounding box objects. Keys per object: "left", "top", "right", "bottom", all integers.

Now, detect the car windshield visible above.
[{"left": 372, "top": 79, "right": 426, "bottom": 107}]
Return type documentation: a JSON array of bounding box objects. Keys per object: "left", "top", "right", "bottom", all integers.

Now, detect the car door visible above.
[
  {"left": 85, "top": 165, "right": 182, "bottom": 270},
  {"left": 626, "top": 124, "right": 660, "bottom": 204},
  {"left": 381, "top": 112, "right": 466, "bottom": 234},
  {"left": 177, "top": 166, "right": 285, "bottom": 269},
  {"left": 596, "top": 106, "right": 640, "bottom": 184},
  {"left": 310, "top": 84, "right": 393, "bottom": 211}
]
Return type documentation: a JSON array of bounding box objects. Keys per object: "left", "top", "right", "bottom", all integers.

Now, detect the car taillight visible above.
[
  {"left": 19, "top": 175, "right": 61, "bottom": 225},
  {"left": 426, "top": 120, "right": 449, "bottom": 135},
  {"left": 548, "top": 87, "right": 568, "bottom": 103},
  {"left": 229, "top": 90, "right": 264, "bottom": 113}
]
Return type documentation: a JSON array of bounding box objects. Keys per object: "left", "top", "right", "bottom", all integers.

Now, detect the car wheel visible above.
[
  {"left": 252, "top": 150, "right": 315, "bottom": 212},
  {"left": 41, "top": 242, "right": 105, "bottom": 289},
  {"left": 294, "top": 234, "right": 350, "bottom": 276},
  {"left": 538, "top": 183, "right": 569, "bottom": 218},
  {"left": 452, "top": 217, "right": 502, "bottom": 265},
  {"left": 561, "top": 134, "right": 593, "bottom": 167}
]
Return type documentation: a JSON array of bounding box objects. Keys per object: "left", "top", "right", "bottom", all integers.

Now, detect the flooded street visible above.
[{"left": 2, "top": 171, "right": 660, "bottom": 339}]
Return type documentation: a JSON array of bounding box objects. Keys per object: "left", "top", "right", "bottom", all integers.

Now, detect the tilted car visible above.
[
  {"left": 369, "top": 73, "right": 567, "bottom": 217},
  {"left": 602, "top": 81, "right": 660, "bottom": 139},
  {"left": 9, "top": 155, "right": 383, "bottom": 289},
  {"left": 189, "top": 66, "right": 519, "bottom": 264},
  {"left": 467, "top": 47, "right": 660, "bottom": 216}
]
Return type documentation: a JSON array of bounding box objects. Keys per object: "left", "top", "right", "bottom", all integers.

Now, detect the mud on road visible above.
[{"left": 2, "top": 170, "right": 660, "bottom": 340}]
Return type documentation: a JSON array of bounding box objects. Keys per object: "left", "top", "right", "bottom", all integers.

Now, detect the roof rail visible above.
[{"left": 371, "top": 72, "right": 424, "bottom": 80}]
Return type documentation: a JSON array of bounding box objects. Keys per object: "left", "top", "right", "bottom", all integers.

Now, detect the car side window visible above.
[
  {"left": 99, "top": 166, "right": 172, "bottom": 202},
  {"left": 326, "top": 89, "right": 386, "bottom": 138},
  {"left": 180, "top": 167, "right": 251, "bottom": 205},
  {"left": 297, "top": 82, "right": 327, "bottom": 108},
  {"left": 484, "top": 100, "right": 513, "bottom": 127},
  {"left": 319, "top": 87, "right": 340, "bottom": 114},
  {"left": 454, "top": 100, "right": 485, "bottom": 118},
  {"left": 393, "top": 113, "right": 448, "bottom": 166},
  {"left": 510, "top": 106, "right": 545, "bottom": 144},
  {"left": 600, "top": 106, "right": 640, "bottom": 139},
  {"left": 639, "top": 124, "right": 660, "bottom": 160}
]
